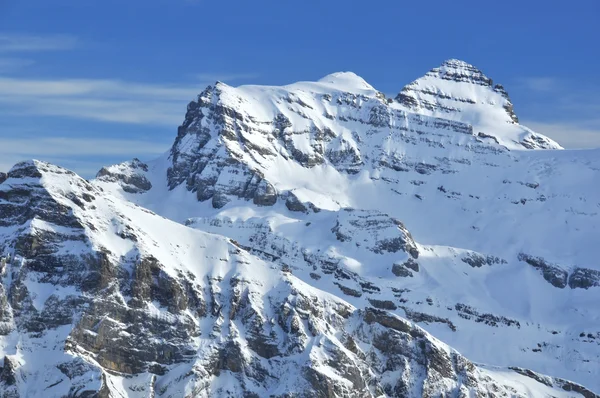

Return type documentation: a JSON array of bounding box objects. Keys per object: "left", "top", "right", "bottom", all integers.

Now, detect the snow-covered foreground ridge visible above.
[{"left": 1, "top": 59, "right": 599, "bottom": 397}]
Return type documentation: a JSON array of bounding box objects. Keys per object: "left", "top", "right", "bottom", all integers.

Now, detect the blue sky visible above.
[{"left": 1, "top": 0, "right": 599, "bottom": 177}]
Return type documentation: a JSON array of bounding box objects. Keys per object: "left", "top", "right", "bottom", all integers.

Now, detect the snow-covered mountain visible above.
[{"left": 1, "top": 59, "right": 599, "bottom": 397}]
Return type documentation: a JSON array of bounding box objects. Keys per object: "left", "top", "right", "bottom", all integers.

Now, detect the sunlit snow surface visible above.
[
  {"left": 97, "top": 61, "right": 599, "bottom": 392},
  {"left": 1, "top": 59, "right": 599, "bottom": 396}
]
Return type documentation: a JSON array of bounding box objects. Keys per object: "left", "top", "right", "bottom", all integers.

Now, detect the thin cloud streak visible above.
[
  {"left": 0, "top": 57, "right": 34, "bottom": 72},
  {"left": 0, "top": 137, "right": 170, "bottom": 156},
  {"left": 524, "top": 121, "right": 600, "bottom": 149},
  {"left": 514, "top": 75, "right": 600, "bottom": 149},
  {"left": 0, "top": 73, "right": 256, "bottom": 125},
  {"left": 1, "top": 94, "right": 187, "bottom": 125},
  {"left": 0, "top": 33, "right": 78, "bottom": 52},
  {"left": 0, "top": 76, "right": 201, "bottom": 99},
  {"left": 0, "top": 76, "right": 209, "bottom": 125},
  {"left": 516, "top": 77, "right": 558, "bottom": 92},
  {"left": 0, "top": 136, "right": 171, "bottom": 174}
]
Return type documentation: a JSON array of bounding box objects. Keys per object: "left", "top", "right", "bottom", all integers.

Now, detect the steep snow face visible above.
[
  {"left": 395, "top": 59, "right": 561, "bottom": 150},
  {"left": 1, "top": 161, "right": 593, "bottom": 397}
]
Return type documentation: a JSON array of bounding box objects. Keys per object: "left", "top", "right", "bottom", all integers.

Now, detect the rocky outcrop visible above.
[
  {"left": 332, "top": 208, "right": 419, "bottom": 258},
  {"left": 96, "top": 158, "right": 152, "bottom": 194},
  {"left": 455, "top": 303, "right": 520, "bottom": 328},
  {"left": 510, "top": 367, "right": 600, "bottom": 398},
  {"left": 568, "top": 268, "right": 600, "bottom": 289},
  {"left": 395, "top": 59, "right": 560, "bottom": 150},
  {"left": 518, "top": 253, "right": 600, "bottom": 290},
  {"left": 166, "top": 84, "right": 281, "bottom": 208},
  {"left": 401, "top": 307, "right": 456, "bottom": 332},
  {"left": 518, "top": 253, "right": 569, "bottom": 288},
  {"left": 392, "top": 258, "right": 420, "bottom": 277},
  {"left": 461, "top": 252, "right": 506, "bottom": 268}
]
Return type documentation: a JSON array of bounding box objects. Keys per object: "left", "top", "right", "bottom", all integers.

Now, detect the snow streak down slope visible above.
[{"left": 0, "top": 161, "right": 594, "bottom": 397}]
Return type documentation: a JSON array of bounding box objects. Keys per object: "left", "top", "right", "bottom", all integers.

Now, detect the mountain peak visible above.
[
  {"left": 317, "top": 71, "right": 375, "bottom": 91},
  {"left": 6, "top": 159, "right": 73, "bottom": 180},
  {"left": 3, "top": 60, "right": 599, "bottom": 396},
  {"left": 395, "top": 59, "right": 561, "bottom": 149},
  {"left": 439, "top": 58, "right": 478, "bottom": 69}
]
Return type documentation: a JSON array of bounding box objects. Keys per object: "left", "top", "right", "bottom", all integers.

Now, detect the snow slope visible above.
[{"left": 1, "top": 59, "right": 599, "bottom": 397}]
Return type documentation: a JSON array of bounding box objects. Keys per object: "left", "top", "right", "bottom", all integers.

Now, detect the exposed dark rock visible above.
[
  {"left": 455, "top": 303, "right": 520, "bottom": 328},
  {"left": 331, "top": 209, "right": 419, "bottom": 259},
  {"left": 414, "top": 162, "right": 437, "bottom": 175},
  {"left": 211, "top": 191, "right": 230, "bottom": 209},
  {"left": 334, "top": 282, "right": 362, "bottom": 297},
  {"left": 252, "top": 179, "right": 278, "bottom": 206},
  {"left": 559, "top": 380, "right": 600, "bottom": 398},
  {"left": 401, "top": 307, "right": 456, "bottom": 332},
  {"left": 403, "top": 258, "right": 420, "bottom": 272},
  {"left": 364, "top": 307, "right": 415, "bottom": 335},
  {"left": 0, "top": 356, "right": 18, "bottom": 386},
  {"left": 508, "top": 367, "right": 553, "bottom": 387},
  {"left": 477, "top": 132, "right": 500, "bottom": 144},
  {"left": 392, "top": 258, "right": 419, "bottom": 277},
  {"left": 368, "top": 299, "right": 397, "bottom": 310},
  {"left": 568, "top": 268, "right": 600, "bottom": 289},
  {"left": 518, "top": 253, "right": 568, "bottom": 288},
  {"left": 0, "top": 67, "right": 593, "bottom": 397},
  {"left": 461, "top": 253, "right": 506, "bottom": 268},
  {"left": 392, "top": 263, "right": 413, "bottom": 277},
  {"left": 284, "top": 191, "right": 308, "bottom": 213},
  {"left": 96, "top": 158, "right": 152, "bottom": 194}
]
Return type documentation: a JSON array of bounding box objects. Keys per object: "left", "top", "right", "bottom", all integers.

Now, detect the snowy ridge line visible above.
[{"left": 1, "top": 59, "right": 599, "bottom": 397}]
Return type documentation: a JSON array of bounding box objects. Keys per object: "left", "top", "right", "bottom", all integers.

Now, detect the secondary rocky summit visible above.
[{"left": 1, "top": 60, "right": 599, "bottom": 397}]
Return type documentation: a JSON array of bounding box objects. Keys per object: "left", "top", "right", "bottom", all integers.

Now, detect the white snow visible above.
[{"left": 1, "top": 59, "right": 599, "bottom": 397}]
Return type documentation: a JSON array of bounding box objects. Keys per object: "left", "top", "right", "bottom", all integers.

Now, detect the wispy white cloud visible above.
[
  {"left": 4, "top": 97, "right": 186, "bottom": 125},
  {"left": 0, "top": 76, "right": 199, "bottom": 99},
  {"left": 513, "top": 76, "right": 600, "bottom": 149},
  {"left": 0, "top": 33, "right": 78, "bottom": 53},
  {"left": 0, "top": 136, "right": 169, "bottom": 156},
  {"left": 515, "top": 77, "right": 559, "bottom": 92},
  {"left": 0, "top": 76, "right": 205, "bottom": 125},
  {"left": 0, "top": 72, "right": 254, "bottom": 125},
  {"left": 0, "top": 33, "right": 259, "bottom": 174},
  {"left": 0, "top": 137, "right": 170, "bottom": 175},
  {"left": 522, "top": 121, "right": 600, "bottom": 149},
  {"left": 0, "top": 57, "right": 34, "bottom": 72}
]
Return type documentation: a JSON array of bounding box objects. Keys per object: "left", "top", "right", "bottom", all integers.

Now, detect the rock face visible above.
[
  {"left": 162, "top": 65, "right": 531, "bottom": 210},
  {"left": 1, "top": 161, "right": 591, "bottom": 397},
  {"left": 166, "top": 84, "right": 279, "bottom": 209},
  {"left": 518, "top": 253, "right": 600, "bottom": 289},
  {"left": 96, "top": 158, "right": 152, "bottom": 194},
  {"left": 2, "top": 59, "right": 600, "bottom": 397},
  {"left": 395, "top": 59, "right": 560, "bottom": 150}
]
